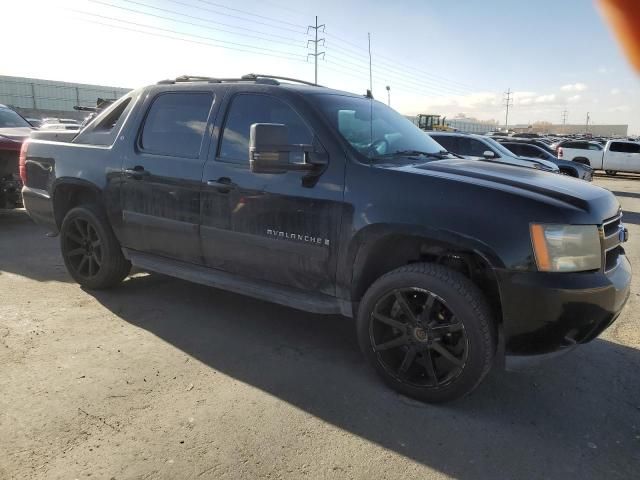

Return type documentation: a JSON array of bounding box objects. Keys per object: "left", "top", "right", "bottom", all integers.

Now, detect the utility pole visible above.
[
  {"left": 306, "top": 16, "right": 325, "bottom": 85},
  {"left": 503, "top": 88, "right": 513, "bottom": 131},
  {"left": 561, "top": 109, "right": 568, "bottom": 134},
  {"left": 585, "top": 112, "right": 590, "bottom": 134},
  {"left": 386, "top": 85, "right": 390, "bottom": 106},
  {"left": 368, "top": 33, "right": 373, "bottom": 94}
]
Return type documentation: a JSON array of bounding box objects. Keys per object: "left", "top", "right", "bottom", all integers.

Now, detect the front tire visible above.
[
  {"left": 60, "top": 204, "right": 131, "bottom": 289},
  {"left": 357, "top": 263, "right": 496, "bottom": 403}
]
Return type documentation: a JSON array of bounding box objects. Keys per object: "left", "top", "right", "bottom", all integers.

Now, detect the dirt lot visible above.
[{"left": 1, "top": 175, "right": 639, "bottom": 480}]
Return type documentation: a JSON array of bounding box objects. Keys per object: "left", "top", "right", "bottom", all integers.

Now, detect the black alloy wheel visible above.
[
  {"left": 60, "top": 204, "right": 131, "bottom": 289},
  {"left": 370, "top": 288, "right": 468, "bottom": 388},
  {"left": 357, "top": 263, "right": 496, "bottom": 403},
  {"left": 63, "top": 217, "right": 104, "bottom": 279}
]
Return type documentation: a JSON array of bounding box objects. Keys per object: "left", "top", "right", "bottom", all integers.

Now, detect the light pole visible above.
[{"left": 386, "top": 85, "right": 390, "bottom": 106}]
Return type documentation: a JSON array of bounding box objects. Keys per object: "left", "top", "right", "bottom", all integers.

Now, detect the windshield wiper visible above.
[{"left": 373, "top": 150, "right": 449, "bottom": 160}]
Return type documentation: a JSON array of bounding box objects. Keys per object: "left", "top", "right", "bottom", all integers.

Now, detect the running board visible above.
[{"left": 123, "top": 249, "right": 351, "bottom": 317}]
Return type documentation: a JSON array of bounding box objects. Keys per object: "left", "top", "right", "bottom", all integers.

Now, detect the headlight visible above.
[{"left": 530, "top": 224, "right": 601, "bottom": 272}]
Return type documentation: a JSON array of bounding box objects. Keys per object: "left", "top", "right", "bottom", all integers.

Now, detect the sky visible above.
[{"left": 5, "top": 0, "right": 640, "bottom": 133}]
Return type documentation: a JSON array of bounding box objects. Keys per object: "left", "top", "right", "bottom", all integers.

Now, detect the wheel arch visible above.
[
  {"left": 346, "top": 225, "right": 505, "bottom": 324},
  {"left": 52, "top": 178, "right": 103, "bottom": 229}
]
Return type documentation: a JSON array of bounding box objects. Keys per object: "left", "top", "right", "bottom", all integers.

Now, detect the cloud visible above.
[
  {"left": 561, "top": 83, "right": 588, "bottom": 92},
  {"left": 608, "top": 105, "right": 631, "bottom": 112},
  {"left": 598, "top": 66, "right": 614, "bottom": 74},
  {"left": 535, "top": 94, "right": 556, "bottom": 104},
  {"left": 610, "top": 88, "right": 621, "bottom": 95},
  {"left": 567, "top": 95, "right": 582, "bottom": 103}
]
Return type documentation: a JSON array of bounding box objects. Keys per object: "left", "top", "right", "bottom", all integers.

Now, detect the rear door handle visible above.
[
  {"left": 124, "top": 166, "right": 150, "bottom": 180},
  {"left": 206, "top": 177, "right": 237, "bottom": 193}
]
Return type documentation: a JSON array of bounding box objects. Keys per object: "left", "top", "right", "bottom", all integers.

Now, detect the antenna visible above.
[{"left": 368, "top": 32, "right": 373, "bottom": 94}]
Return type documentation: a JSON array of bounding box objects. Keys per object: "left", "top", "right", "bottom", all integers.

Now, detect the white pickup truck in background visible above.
[{"left": 557, "top": 140, "right": 640, "bottom": 175}]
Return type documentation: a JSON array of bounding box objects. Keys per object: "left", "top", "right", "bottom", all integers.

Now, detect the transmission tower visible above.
[
  {"left": 307, "top": 16, "right": 325, "bottom": 85},
  {"left": 504, "top": 88, "right": 514, "bottom": 130}
]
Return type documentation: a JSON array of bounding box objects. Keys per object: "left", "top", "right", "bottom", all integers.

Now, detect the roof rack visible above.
[
  {"left": 157, "top": 74, "right": 323, "bottom": 87},
  {"left": 241, "top": 73, "right": 323, "bottom": 87}
]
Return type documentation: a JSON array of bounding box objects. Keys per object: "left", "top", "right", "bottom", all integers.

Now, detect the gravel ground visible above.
[{"left": 1, "top": 174, "right": 639, "bottom": 480}]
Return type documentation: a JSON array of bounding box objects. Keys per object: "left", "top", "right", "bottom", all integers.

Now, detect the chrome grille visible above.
[{"left": 601, "top": 214, "right": 625, "bottom": 273}]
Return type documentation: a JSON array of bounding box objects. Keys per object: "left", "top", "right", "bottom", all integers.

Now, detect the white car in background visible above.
[{"left": 557, "top": 140, "right": 640, "bottom": 175}]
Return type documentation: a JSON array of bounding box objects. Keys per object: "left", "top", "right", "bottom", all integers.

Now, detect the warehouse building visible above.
[
  {"left": 0, "top": 75, "right": 131, "bottom": 121},
  {"left": 509, "top": 123, "right": 628, "bottom": 137}
]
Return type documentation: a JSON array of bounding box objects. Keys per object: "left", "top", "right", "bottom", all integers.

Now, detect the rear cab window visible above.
[
  {"left": 74, "top": 95, "right": 136, "bottom": 146},
  {"left": 140, "top": 92, "right": 214, "bottom": 158}
]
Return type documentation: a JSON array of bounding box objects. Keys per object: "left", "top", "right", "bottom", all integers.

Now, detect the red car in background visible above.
[{"left": 0, "top": 104, "right": 33, "bottom": 208}]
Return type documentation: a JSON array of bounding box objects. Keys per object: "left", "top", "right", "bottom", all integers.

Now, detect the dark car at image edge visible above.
[
  {"left": 0, "top": 104, "right": 33, "bottom": 208},
  {"left": 20, "top": 74, "right": 631, "bottom": 403}
]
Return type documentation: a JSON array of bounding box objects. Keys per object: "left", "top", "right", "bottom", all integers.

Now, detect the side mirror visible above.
[
  {"left": 483, "top": 150, "right": 496, "bottom": 159},
  {"left": 249, "top": 123, "right": 326, "bottom": 174}
]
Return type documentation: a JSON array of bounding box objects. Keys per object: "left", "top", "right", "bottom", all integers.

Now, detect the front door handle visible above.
[
  {"left": 124, "top": 166, "right": 150, "bottom": 180},
  {"left": 206, "top": 177, "right": 237, "bottom": 193}
]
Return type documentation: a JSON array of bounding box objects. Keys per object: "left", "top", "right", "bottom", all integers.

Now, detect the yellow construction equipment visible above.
[{"left": 416, "top": 114, "right": 455, "bottom": 132}]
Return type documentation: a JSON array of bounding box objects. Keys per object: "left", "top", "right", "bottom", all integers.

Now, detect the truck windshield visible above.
[
  {"left": 311, "top": 94, "right": 445, "bottom": 161},
  {"left": 0, "top": 108, "right": 31, "bottom": 128}
]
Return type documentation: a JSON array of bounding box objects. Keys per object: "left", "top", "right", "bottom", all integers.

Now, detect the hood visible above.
[
  {"left": 389, "top": 158, "right": 618, "bottom": 219},
  {"left": 0, "top": 126, "right": 33, "bottom": 142}
]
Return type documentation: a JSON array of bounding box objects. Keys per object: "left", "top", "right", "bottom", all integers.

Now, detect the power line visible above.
[
  {"left": 306, "top": 16, "right": 325, "bottom": 85},
  {"left": 71, "top": 13, "right": 309, "bottom": 63},
  {"left": 322, "top": 41, "right": 473, "bottom": 96},
  {"left": 324, "top": 31, "right": 477, "bottom": 91},
  {"left": 94, "top": 0, "right": 303, "bottom": 43},
  {"left": 192, "top": 0, "right": 306, "bottom": 30},
  {"left": 326, "top": 56, "right": 472, "bottom": 98},
  {"left": 162, "top": 0, "right": 305, "bottom": 34},
  {"left": 88, "top": 0, "right": 306, "bottom": 50},
  {"left": 504, "top": 88, "right": 513, "bottom": 129},
  {"left": 71, "top": 9, "right": 306, "bottom": 59}
]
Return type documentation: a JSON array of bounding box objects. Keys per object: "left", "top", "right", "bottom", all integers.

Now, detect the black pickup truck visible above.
[{"left": 21, "top": 74, "right": 631, "bottom": 403}]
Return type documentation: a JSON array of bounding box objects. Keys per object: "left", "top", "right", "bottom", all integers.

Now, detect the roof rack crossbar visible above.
[
  {"left": 242, "top": 73, "right": 322, "bottom": 87},
  {"left": 156, "top": 74, "right": 323, "bottom": 87}
]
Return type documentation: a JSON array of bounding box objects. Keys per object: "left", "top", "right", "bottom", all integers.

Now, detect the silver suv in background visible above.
[{"left": 428, "top": 132, "right": 559, "bottom": 173}]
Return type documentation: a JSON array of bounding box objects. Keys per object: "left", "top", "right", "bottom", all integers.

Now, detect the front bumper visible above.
[{"left": 497, "top": 254, "right": 631, "bottom": 356}]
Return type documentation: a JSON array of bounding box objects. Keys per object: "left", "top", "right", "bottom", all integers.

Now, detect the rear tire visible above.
[
  {"left": 60, "top": 204, "right": 131, "bottom": 289},
  {"left": 605, "top": 170, "right": 618, "bottom": 176},
  {"left": 357, "top": 263, "right": 496, "bottom": 403}
]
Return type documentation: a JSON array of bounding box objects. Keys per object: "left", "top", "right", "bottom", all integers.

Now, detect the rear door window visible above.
[
  {"left": 458, "top": 137, "right": 488, "bottom": 157},
  {"left": 140, "top": 92, "right": 213, "bottom": 158},
  {"left": 610, "top": 142, "right": 640, "bottom": 153},
  {"left": 587, "top": 143, "right": 603, "bottom": 151},
  {"left": 505, "top": 143, "right": 523, "bottom": 155},
  {"left": 430, "top": 135, "right": 456, "bottom": 152}
]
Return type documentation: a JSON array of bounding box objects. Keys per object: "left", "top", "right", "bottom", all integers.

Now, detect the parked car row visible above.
[
  {"left": 428, "top": 132, "right": 594, "bottom": 181},
  {"left": 455, "top": 131, "right": 640, "bottom": 177}
]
